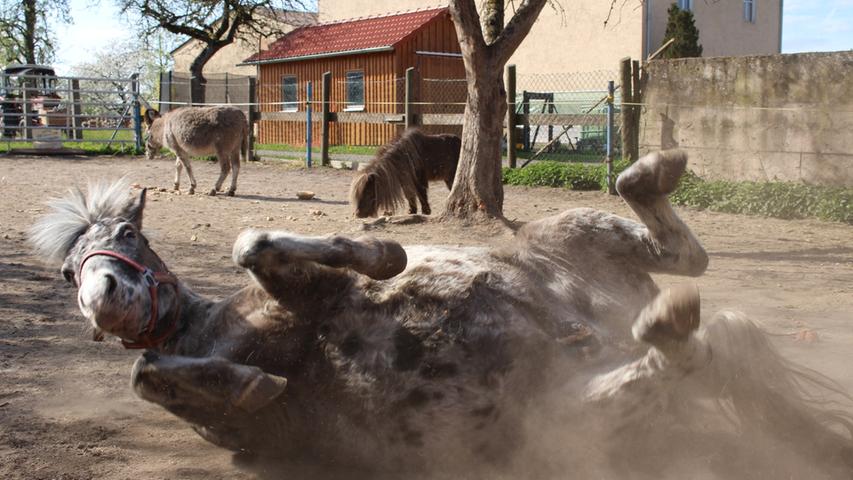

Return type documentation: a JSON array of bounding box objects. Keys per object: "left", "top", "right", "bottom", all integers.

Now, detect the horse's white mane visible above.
[{"left": 29, "top": 179, "right": 134, "bottom": 264}]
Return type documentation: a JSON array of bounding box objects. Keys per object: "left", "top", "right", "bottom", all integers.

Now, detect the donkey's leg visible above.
[
  {"left": 174, "top": 148, "right": 198, "bottom": 195},
  {"left": 227, "top": 149, "right": 240, "bottom": 197},
  {"left": 174, "top": 158, "right": 183, "bottom": 191},
  {"left": 233, "top": 230, "right": 407, "bottom": 312},
  {"left": 211, "top": 150, "right": 231, "bottom": 196},
  {"left": 132, "top": 352, "right": 288, "bottom": 418}
]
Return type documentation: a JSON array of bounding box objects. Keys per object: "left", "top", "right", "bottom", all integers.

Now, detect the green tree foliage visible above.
[
  {"left": 0, "top": 0, "right": 70, "bottom": 65},
  {"left": 661, "top": 3, "right": 702, "bottom": 59}
]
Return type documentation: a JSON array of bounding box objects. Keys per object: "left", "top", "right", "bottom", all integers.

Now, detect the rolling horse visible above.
[{"left": 30, "top": 150, "right": 853, "bottom": 476}]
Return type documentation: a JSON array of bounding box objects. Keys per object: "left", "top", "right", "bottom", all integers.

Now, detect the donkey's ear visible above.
[
  {"left": 143, "top": 109, "right": 160, "bottom": 127},
  {"left": 125, "top": 188, "right": 147, "bottom": 230}
]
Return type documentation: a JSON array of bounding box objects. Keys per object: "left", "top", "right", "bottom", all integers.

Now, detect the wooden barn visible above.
[{"left": 242, "top": 7, "right": 464, "bottom": 146}]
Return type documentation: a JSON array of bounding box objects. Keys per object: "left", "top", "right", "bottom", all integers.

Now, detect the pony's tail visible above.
[
  {"left": 700, "top": 311, "right": 853, "bottom": 469},
  {"left": 242, "top": 123, "right": 249, "bottom": 163}
]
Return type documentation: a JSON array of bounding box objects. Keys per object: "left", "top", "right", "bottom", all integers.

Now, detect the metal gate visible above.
[{"left": 0, "top": 67, "right": 142, "bottom": 152}]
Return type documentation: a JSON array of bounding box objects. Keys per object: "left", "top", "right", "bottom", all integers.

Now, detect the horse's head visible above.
[
  {"left": 349, "top": 172, "right": 378, "bottom": 218},
  {"left": 143, "top": 109, "right": 163, "bottom": 160},
  {"left": 30, "top": 181, "right": 181, "bottom": 348}
]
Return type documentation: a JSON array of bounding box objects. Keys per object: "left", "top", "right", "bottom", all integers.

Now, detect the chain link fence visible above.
[{"left": 515, "top": 70, "right": 620, "bottom": 163}]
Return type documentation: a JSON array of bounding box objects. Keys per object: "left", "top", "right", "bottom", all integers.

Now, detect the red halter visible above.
[{"left": 78, "top": 250, "right": 181, "bottom": 349}]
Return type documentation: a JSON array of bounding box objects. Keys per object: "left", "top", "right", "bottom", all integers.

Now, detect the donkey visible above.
[
  {"left": 350, "top": 128, "right": 460, "bottom": 217},
  {"left": 144, "top": 106, "right": 248, "bottom": 196},
  {"left": 30, "top": 151, "right": 853, "bottom": 476}
]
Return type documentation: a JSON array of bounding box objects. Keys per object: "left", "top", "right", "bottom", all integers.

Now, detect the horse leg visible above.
[
  {"left": 174, "top": 158, "right": 183, "bottom": 191},
  {"left": 585, "top": 286, "right": 853, "bottom": 469},
  {"left": 416, "top": 175, "right": 431, "bottom": 215},
  {"left": 407, "top": 194, "right": 418, "bottom": 215},
  {"left": 227, "top": 149, "right": 240, "bottom": 197},
  {"left": 518, "top": 150, "right": 707, "bottom": 277},
  {"left": 233, "top": 230, "right": 407, "bottom": 313},
  {"left": 131, "top": 352, "right": 287, "bottom": 451}
]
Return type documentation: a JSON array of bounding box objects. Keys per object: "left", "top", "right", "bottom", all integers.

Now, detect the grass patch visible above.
[
  {"left": 1, "top": 128, "right": 141, "bottom": 155},
  {"left": 502, "top": 161, "right": 852, "bottom": 223},
  {"left": 503, "top": 160, "right": 628, "bottom": 191}
]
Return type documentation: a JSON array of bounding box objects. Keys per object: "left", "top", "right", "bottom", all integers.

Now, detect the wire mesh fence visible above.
[
  {"left": 515, "top": 70, "right": 621, "bottom": 163},
  {"left": 244, "top": 67, "right": 623, "bottom": 166}
]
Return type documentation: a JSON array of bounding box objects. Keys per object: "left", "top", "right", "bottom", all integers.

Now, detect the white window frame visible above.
[
  {"left": 743, "top": 0, "right": 756, "bottom": 23},
  {"left": 280, "top": 75, "right": 298, "bottom": 112},
  {"left": 344, "top": 70, "right": 365, "bottom": 112},
  {"left": 678, "top": 0, "right": 693, "bottom": 11}
]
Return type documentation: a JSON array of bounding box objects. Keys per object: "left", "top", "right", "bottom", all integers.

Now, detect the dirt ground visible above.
[{"left": 0, "top": 155, "right": 851, "bottom": 479}]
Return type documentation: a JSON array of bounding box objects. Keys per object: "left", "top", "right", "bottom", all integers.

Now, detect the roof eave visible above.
[{"left": 240, "top": 45, "right": 394, "bottom": 66}]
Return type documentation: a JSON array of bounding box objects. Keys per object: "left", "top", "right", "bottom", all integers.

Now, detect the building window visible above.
[
  {"left": 345, "top": 70, "right": 365, "bottom": 111},
  {"left": 743, "top": 0, "right": 756, "bottom": 23},
  {"left": 678, "top": 0, "right": 693, "bottom": 11},
  {"left": 281, "top": 75, "right": 298, "bottom": 111}
]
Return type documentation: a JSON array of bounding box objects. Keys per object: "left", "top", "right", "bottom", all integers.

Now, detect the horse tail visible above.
[
  {"left": 241, "top": 120, "right": 249, "bottom": 163},
  {"left": 700, "top": 311, "right": 853, "bottom": 469}
]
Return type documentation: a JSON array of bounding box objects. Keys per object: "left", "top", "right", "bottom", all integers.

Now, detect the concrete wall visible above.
[
  {"left": 638, "top": 51, "right": 853, "bottom": 186},
  {"left": 646, "top": 0, "right": 782, "bottom": 58},
  {"left": 319, "top": 0, "right": 644, "bottom": 75}
]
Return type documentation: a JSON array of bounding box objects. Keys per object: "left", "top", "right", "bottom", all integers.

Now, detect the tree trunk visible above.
[
  {"left": 444, "top": 60, "right": 507, "bottom": 219},
  {"left": 444, "top": 0, "right": 547, "bottom": 220},
  {"left": 23, "top": 0, "right": 36, "bottom": 64}
]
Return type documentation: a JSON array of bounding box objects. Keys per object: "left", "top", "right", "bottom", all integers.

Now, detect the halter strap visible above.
[{"left": 78, "top": 250, "right": 181, "bottom": 350}]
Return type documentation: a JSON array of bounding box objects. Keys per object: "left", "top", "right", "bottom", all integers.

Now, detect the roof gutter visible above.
[{"left": 239, "top": 46, "right": 394, "bottom": 66}]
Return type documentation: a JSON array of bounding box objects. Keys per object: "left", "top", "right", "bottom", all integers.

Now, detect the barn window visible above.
[
  {"left": 743, "top": 0, "right": 756, "bottom": 23},
  {"left": 281, "top": 75, "right": 298, "bottom": 111},
  {"left": 345, "top": 70, "right": 365, "bottom": 111},
  {"left": 678, "top": 0, "right": 692, "bottom": 11}
]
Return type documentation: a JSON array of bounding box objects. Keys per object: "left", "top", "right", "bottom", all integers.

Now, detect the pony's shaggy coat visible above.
[
  {"left": 349, "top": 129, "right": 460, "bottom": 217},
  {"left": 31, "top": 151, "right": 853, "bottom": 477}
]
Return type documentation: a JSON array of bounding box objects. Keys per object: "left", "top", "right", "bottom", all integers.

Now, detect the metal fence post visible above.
[
  {"left": 506, "top": 64, "right": 517, "bottom": 168},
  {"left": 404, "top": 67, "right": 415, "bottom": 130},
  {"left": 306, "top": 80, "right": 313, "bottom": 168},
  {"left": 606, "top": 80, "right": 616, "bottom": 195},
  {"left": 619, "top": 57, "right": 633, "bottom": 162},
  {"left": 71, "top": 79, "right": 83, "bottom": 140},
  {"left": 131, "top": 73, "right": 143, "bottom": 152},
  {"left": 321, "top": 71, "right": 331, "bottom": 166},
  {"left": 247, "top": 77, "right": 257, "bottom": 161}
]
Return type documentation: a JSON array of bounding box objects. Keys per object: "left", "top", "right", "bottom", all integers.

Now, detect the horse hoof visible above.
[
  {"left": 208, "top": 189, "right": 217, "bottom": 196},
  {"left": 173, "top": 185, "right": 180, "bottom": 192},
  {"left": 188, "top": 188, "right": 195, "bottom": 195},
  {"left": 226, "top": 190, "right": 235, "bottom": 197},
  {"left": 632, "top": 284, "right": 700, "bottom": 347}
]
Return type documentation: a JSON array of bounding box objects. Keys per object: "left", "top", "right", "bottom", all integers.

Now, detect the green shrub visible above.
[
  {"left": 670, "top": 173, "right": 852, "bottom": 223},
  {"left": 502, "top": 163, "right": 852, "bottom": 223},
  {"left": 502, "top": 160, "right": 629, "bottom": 191}
]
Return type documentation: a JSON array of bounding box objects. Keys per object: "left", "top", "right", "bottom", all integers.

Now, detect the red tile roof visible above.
[{"left": 244, "top": 7, "right": 448, "bottom": 64}]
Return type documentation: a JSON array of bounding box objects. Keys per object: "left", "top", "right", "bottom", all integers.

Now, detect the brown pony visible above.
[{"left": 349, "top": 129, "right": 461, "bottom": 217}]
